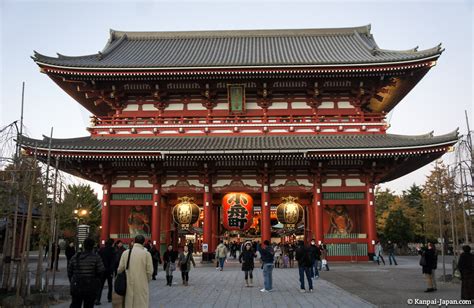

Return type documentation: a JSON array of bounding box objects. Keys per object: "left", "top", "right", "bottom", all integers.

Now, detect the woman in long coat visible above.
[
  {"left": 239, "top": 241, "right": 256, "bottom": 287},
  {"left": 458, "top": 245, "right": 474, "bottom": 300},
  {"left": 117, "top": 238, "right": 153, "bottom": 308},
  {"left": 177, "top": 245, "right": 196, "bottom": 286}
]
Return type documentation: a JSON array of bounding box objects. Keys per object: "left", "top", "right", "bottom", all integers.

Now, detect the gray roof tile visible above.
[
  {"left": 32, "top": 26, "right": 442, "bottom": 69},
  {"left": 20, "top": 132, "right": 458, "bottom": 154}
]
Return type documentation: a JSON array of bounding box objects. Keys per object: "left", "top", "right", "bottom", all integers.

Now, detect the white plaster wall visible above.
[{"left": 322, "top": 179, "right": 342, "bottom": 187}]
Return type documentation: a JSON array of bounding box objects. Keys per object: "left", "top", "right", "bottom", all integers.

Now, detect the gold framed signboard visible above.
[{"left": 227, "top": 84, "right": 245, "bottom": 114}]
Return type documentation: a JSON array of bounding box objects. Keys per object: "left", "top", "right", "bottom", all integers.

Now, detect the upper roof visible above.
[
  {"left": 32, "top": 25, "right": 443, "bottom": 70},
  {"left": 20, "top": 131, "right": 458, "bottom": 154}
]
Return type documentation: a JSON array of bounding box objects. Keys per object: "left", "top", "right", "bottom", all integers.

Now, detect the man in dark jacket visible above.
[
  {"left": 458, "top": 245, "right": 474, "bottom": 300},
  {"left": 68, "top": 237, "right": 105, "bottom": 308},
  {"left": 150, "top": 244, "right": 162, "bottom": 280},
  {"left": 113, "top": 240, "right": 126, "bottom": 276},
  {"left": 65, "top": 241, "right": 76, "bottom": 267},
  {"left": 308, "top": 239, "right": 321, "bottom": 279},
  {"left": 96, "top": 238, "right": 115, "bottom": 304},
  {"left": 257, "top": 240, "right": 274, "bottom": 292},
  {"left": 418, "top": 242, "right": 437, "bottom": 292},
  {"left": 387, "top": 240, "right": 398, "bottom": 265},
  {"left": 296, "top": 241, "right": 313, "bottom": 292}
]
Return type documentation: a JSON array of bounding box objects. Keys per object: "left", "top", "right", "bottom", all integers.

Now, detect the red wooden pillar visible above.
[
  {"left": 164, "top": 204, "right": 171, "bottom": 245},
  {"left": 312, "top": 179, "right": 323, "bottom": 244},
  {"left": 100, "top": 183, "right": 111, "bottom": 245},
  {"left": 152, "top": 183, "right": 161, "bottom": 249},
  {"left": 304, "top": 205, "right": 314, "bottom": 243},
  {"left": 366, "top": 184, "right": 377, "bottom": 254},
  {"left": 211, "top": 203, "right": 218, "bottom": 251},
  {"left": 203, "top": 185, "right": 212, "bottom": 254},
  {"left": 261, "top": 184, "right": 271, "bottom": 243}
]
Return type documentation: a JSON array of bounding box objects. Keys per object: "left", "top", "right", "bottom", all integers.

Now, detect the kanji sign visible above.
[{"left": 222, "top": 192, "right": 253, "bottom": 231}]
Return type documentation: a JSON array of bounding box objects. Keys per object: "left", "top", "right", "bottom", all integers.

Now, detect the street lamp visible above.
[{"left": 73, "top": 207, "right": 89, "bottom": 250}]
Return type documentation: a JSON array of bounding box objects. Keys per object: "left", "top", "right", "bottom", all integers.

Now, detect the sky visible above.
[{"left": 1, "top": 0, "right": 472, "bottom": 197}]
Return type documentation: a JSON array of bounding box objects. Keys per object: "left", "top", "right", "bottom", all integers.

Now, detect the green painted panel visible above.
[
  {"left": 111, "top": 193, "right": 153, "bottom": 201},
  {"left": 322, "top": 192, "right": 365, "bottom": 200}
]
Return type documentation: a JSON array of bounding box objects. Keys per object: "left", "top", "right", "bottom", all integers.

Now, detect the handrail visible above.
[{"left": 90, "top": 115, "right": 385, "bottom": 127}]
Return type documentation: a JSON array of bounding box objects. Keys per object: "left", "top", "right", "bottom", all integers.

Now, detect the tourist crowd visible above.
[{"left": 65, "top": 237, "right": 474, "bottom": 307}]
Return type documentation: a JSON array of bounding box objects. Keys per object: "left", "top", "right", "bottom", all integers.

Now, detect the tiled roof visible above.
[
  {"left": 20, "top": 131, "right": 458, "bottom": 154},
  {"left": 32, "top": 25, "right": 442, "bottom": 69}
]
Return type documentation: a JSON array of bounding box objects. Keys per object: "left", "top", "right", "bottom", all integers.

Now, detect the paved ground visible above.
[
  {"left": 4, "top": 253, "right": 469, "bottom": 307},
  {"left": 319, "top": 256, "right": 467, "bottom": 308},
  {"left": 51, "top": 256, "right": 373, "bottom": 308}
]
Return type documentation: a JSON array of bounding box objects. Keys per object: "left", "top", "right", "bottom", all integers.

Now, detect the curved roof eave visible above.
[{"left": 33, "top": 54, "right": 441, "bottom": 72}]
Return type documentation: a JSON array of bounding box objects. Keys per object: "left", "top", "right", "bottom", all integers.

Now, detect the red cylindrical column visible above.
[
  {"left": 261, "top": 185, "right": 271, "bottom": 243},
  {"left": 366, "top": 184, "right": 377, "bottom": 254},
  {"left": 152, "top": 183, "right": 161, "bottom": 249},
  {"left": 100, "top": 184, "right": 111, "bottom": 245},
  {"left": 164, "top": 202, "right": 171, "bottom": 246},
  {"left": 203, "top": 185, "right": 212, "bottom": 254},
  {"left": 313, "top": 180, "right": 323, "bottom": 244},
  {"left": 211, "top": 203, "right": 218, "bottom": 251}
]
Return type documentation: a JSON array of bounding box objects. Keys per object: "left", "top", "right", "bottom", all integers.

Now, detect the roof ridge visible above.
[{"left": 108, "top": 25, "right": 371, "bottom": 40}]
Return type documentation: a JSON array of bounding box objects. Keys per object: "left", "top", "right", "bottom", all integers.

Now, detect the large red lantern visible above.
[{"left": 222, "top": 192, "right": 253, "bottom": 231}]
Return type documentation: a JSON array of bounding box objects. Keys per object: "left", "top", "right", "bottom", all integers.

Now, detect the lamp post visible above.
[{"left": 73, "top": 208, "right": 89, "bottom": 250}]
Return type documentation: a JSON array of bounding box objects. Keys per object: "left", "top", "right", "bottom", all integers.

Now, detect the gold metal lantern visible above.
[
  {"left": 172, "top": 196, "right": 200, "bottom": 230},
  {"left": 276, "top": 196, "right": 303, "bottom": 229}
]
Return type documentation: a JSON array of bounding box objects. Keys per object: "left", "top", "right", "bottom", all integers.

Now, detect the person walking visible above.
[
  {"left": 163, "top": 244, "right": 178, "bottom": 286},
  {"left": 375, "top": 241, "right": 386, "bottom": 266},
  {"left": 417, "top": 242, "right": 437, "bottom": 292},
  {"left": 65, "top": 241, "right": 76, "bottom": 268},
  {"left": 178, "top": 245, "right": 196, "bottom": 286},
  {"left": 458, "top": 245, "right": 474, "bottom": 300},
  {"left": 308, "top": 239, "right": 321, "bottom": 279},
  {"left": 150, "top": 244, "right": 162, "bottom": 280},
  {"left": 113, "top": 240, "right": 126, "bottom": 277},
  {"left": 117, "top": 235, "right": 153, "bottom": 308},
  {"left": 215, "top": 241, "right": 228, "bottom": 271},
  {"left": 257, "top": 240, "right": 275, "bottom": 292},
  {"left": 50, "top": 242, "right": 61, "bottom": 271},
  {"left": 288, "top": 244, "right": 295, "bottom": 268},
  {"left": 68, "top": 237, "right": 105, "bottom": 308},
  {"left": 320, "top": 243, "right": 330, "bottom": 271},
  {"left": 296, "top": 241, "right": 313, "bottom": 293},
  {"left": 96, "top": 238, "right": 115, "bottom": 305},
  {"left": 387, "top": 240, "right": 398, "bottom": 265},
  {"left": 239, "top": 241, "right": 256, "bottom": 287}
]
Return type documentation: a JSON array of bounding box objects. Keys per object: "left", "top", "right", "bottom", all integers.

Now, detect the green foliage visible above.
[
  {"left": 384, "top": 208, "right": 414, "bottom": 246},
  {"left": 402, "top": 184, "right": 425, "bottom": 241},
  {"left": 58, "top": 184, "right": 101, "bottom": 242}
]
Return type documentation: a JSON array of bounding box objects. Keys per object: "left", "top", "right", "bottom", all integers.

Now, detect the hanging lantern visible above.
[
  {"left": 222, "top": 192, "right": 254, "bottom": 231},
  {"left": 276, "top": 196, "right": 303, "bottom": 229},
  {"left": 172, "top": 196, "right": 200, "bottom": 230}
]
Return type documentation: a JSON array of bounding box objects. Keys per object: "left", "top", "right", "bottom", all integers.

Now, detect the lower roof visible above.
[{"left": 20, "top": 131, "right": 458, "bottom": 155}]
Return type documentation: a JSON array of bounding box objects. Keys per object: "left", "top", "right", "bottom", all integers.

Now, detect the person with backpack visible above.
[
  {"left": 117, "top": 234, "right": 154, "bottom": 307},
  {"left": 295, "top": 241, "right": 313, "bottom": 293},
  {"left": 215, "top": 241, "right": 228, "bottom": 271},
  {"left": 239, "top": 241, "right": 256, "bottom": 287},
  {"left": 68, "top": 237, "right": 105, "bottom": 308},
  {"left": 177, "top": 245, "right": 196, "bottom": 286}
]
